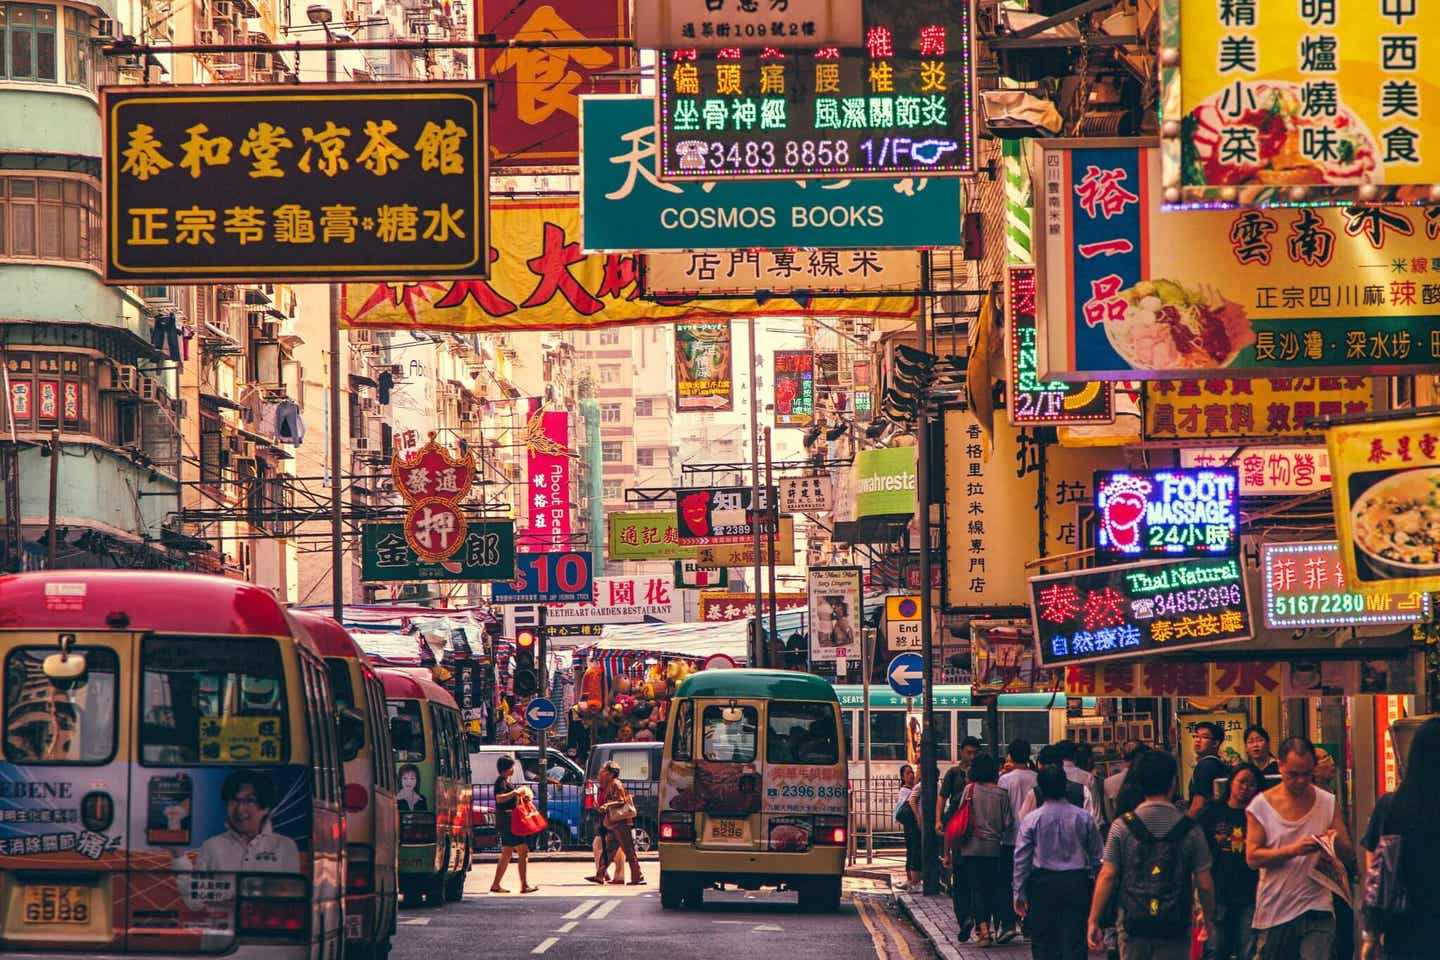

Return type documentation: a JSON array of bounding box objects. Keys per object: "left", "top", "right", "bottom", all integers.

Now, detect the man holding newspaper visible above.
[{"left": 1245, "top": 736, "right": 1355, "bottom": 960}]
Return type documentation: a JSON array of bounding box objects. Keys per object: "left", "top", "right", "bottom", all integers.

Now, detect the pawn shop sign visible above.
[
  {"left": 886, "top": 595, "right": 923, "bottom": 652},
  {"left": 393, "top": 434, "right": 476, "bottom": 563}
]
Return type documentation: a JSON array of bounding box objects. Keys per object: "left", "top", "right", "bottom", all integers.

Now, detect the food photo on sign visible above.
[{"left": 1328, "top": 414, "right": 1440, "bottom": 592}]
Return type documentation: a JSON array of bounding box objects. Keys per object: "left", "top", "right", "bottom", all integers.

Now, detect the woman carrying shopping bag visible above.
[{"left": 490, "top": 756, "right": 541, "bottom": 894}]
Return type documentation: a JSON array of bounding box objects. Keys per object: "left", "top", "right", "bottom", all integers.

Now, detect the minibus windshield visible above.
[
  {"left": 140, "top": 636, "right": 289, "bottom": 765},
  {"left": 3, "top": 645, "right": 118, "bottom": 763}
]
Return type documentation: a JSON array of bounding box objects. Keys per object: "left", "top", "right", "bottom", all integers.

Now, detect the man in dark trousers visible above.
[{"left": 1013, "top": 764, "right": 1102, "bottom": 960}]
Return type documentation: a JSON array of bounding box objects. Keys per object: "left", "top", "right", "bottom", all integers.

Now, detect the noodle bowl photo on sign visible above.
[{"left": 1328, "top": 415, "right": 1440, "bottom": 593}]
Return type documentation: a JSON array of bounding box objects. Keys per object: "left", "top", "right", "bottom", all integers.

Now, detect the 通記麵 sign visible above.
[{"left": 102, "top": 83, "right": 489, "bottom": 283}]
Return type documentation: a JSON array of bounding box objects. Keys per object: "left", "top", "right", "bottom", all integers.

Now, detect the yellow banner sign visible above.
[
  {"left": 1144, "top": 377, "right": 1374, "bottom": 440},
  {"left": 342, "top": 198, "right": 919, "bottom": 331}
]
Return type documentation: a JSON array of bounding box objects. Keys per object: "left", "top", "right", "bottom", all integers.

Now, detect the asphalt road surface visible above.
[{"left": 388, "top": 859, "right": 930, "bottom": 960}]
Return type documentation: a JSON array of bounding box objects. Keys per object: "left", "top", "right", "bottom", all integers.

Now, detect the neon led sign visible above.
[
  {"left": 1260, "top": 541, "right": 1430, "bottom": 630},
  {"left": 1006, "top": 264, "right": 1113, "bottom": 426},
  {"left": 1029, "top": 556, "right": 1252, "bottom": 668},
  {"left": 1095, "top": 468, "right": 1239, "bottom": 562}
]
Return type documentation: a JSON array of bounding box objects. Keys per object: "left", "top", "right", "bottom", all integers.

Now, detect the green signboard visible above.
[
  {"left": 854, "top": 446, "right": 916, "bottom": 519},
  {"left": 361, "top": 520, "right": 515, "bottom": 582},
  {"left": 608, "top": 510, "right": 694, "bottom": 560},
  {"left": 580, "top": 95, "right": 963, "bottom": 251}
]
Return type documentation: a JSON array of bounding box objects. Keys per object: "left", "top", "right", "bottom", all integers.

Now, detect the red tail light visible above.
[
  {"left": 584, "top": 780, "right": 597, "bottom": 810},
  {"left": 238, "top": 876, "right": 308, "bottom": 940},
  {"left": 344, "top": 784, "right": 369, "bottom": 813},
  {"left": 659, "top": 813, "right": 694, "bottom": 843},
  {"left": 347, "top": 859, "right": 373, "bottom": 894},
  {"left": 814, "top": 816, "right": 848, "bottom": 846}
]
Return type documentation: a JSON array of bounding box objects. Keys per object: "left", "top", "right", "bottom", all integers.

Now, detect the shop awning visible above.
[
  {"left": 593, "top": 620, "right": 749, "bottom": 663},
  {"left": 200, "top": 391, "right": 243, "bottom": 411}
]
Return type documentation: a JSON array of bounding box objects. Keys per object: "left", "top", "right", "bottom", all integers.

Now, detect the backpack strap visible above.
[
  {"left": 1122, "top": 811, "right": 1155, "bottom": 844},
  {"left": 1161, "top": 816, "right": 1196, "bottom": 843}
]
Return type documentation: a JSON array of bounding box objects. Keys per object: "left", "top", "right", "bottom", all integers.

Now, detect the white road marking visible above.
[
  {"left": 397, "top": 917, "right": 431, "bottom": 926},
  {"left": 712, "top": 920, "right": 746, "bottom": 925},
  {"left": 753, "top": 924, "right": 783, "bottom": 932},
  {"left": 555, "top": 922, "right": 578, "bottom": 933},
  {"left": 563, "top": 900, "right": 600, "bottom": 920},
  {"left": 532, "top": 938, "right": 558, "bottom": 954},
  {"left": 589, "top": 898, "right": 621, "bottom": 920}
]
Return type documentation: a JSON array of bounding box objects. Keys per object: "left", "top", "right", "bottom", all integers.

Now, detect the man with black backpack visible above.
[{"left": 1087, "top": 751, "right": 1215, "bottom": 960}]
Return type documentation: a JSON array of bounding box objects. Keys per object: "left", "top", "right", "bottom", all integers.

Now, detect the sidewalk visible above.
[{"left": 895, "top": 892, "right": 1037, "bottom": 960}]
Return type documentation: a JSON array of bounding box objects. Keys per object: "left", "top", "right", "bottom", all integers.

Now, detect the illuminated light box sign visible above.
[
  {"left": 656, "top": 0, "right": 977, "bottom": 180},
  {"left": 1005, "top": 264, "right": 1113, "bottom": 426},
  {"left": 1030, "top": 557, "right": 1252, "bottom": 668},
  {"left": 774, "top": 349, "right": 815, "bottom": 427},
  {"left": 1095, "top": 468, "right": 1239, "bottom": 562},
  {"left": 1260, "top": 541, "right": 1430, "bottom": 630},
  {"left": 632, "top": 0, "right": 864, "bottom": 50}
]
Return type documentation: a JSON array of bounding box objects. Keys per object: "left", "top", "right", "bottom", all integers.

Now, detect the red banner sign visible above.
[
  {"left": 522, "top": 403, "right": 574, "bottom": 553},
  {"left": 392, "top": 434, "right": 476, "bottom": 563}
]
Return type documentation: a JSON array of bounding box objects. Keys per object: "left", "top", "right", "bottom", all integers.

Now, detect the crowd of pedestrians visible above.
[{"left": 900, "top": 718, "right": 1440, "bottom": 960}]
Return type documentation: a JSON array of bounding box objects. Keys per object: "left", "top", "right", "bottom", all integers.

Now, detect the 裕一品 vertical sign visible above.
[
  {"left": 103, "top": 83, "right": 489, "bottom": 283},
  {"left": 656, "top": 0, "right": 977, "bottom": 180},
  {"left": 1163, "top": 0, "right": 1439, "bottom": 207}
]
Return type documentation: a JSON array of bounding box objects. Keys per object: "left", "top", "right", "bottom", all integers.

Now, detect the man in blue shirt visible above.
[{"left": 1014, "top": 764, "right": 1103, "bottom": 960}]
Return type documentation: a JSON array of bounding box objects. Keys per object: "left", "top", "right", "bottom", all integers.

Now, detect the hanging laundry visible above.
[
  {"left": 150, "top": 311, "right": 182, "bottom": 367},
  {"left": 378, "top": 370, "right": 394, "bottom": 405},
  {"left": 274, "top": 400, "right": 305, "bottom": 444}
]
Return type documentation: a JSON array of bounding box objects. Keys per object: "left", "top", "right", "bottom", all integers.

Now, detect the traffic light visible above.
[
  {"left": 513, "top": 627, "right": 538, "bottom": 698},
  {"left": 882, "top": 344, "right": 937, "bottom": 423}
]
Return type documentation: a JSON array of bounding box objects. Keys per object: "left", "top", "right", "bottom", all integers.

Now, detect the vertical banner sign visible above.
[
  {"left": 522, "top": 403, "right": 575, "bottom": 554},
  {"left": 674, "top": 321, "right": 734, "bottom": 411},
  {"left": 773, "top": 350, "right": 815, "bottom": 428},
  {"left": 1005, "top": 263, "right": 1113, "bottom": 425},
  {"left": 1037, "top": 140, "right": 1440, "bottom": 380},
  {"left": 808, "top": 566, "right": 863, "bottom": 662},
  {"left": 656, "top": 0, "right": 978, "bottom": 180},
  {"left": 102, "top": 84, "right": 490, "bottom": 283},
  {"left": 1328, "top": 414, "right": 1440, "bottom": 594},
  {"left": 1163, "top": 0, "right": 1439, "bottom": 208},
  {"left": 392, "top": 436, "right": 477, "bottom": 563},
  {"left": 474, "top": 0, "right": 630, "bottom": 165}
]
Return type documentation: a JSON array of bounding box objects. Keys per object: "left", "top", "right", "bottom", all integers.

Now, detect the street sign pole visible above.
[
  {"left": 862, "top": 624, "right": 872, "bottom": 864},
  {"left": 917, "top": 249, "right": 939, "bottom": 896},
  {"left": 748, "top": 315, "right": 765, "bottom": 667},
  {"left": 536, "top": 605, "right": 548, "bottom": 828}
]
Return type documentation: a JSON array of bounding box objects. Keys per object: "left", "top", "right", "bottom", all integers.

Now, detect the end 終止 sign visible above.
[{"left": 103, "top": 83, "right": 489, "bottom": 283}]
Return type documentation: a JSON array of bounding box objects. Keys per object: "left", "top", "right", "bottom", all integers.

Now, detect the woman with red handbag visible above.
[{"left": 490, "top": 756, "right": 540, "bottom": 894}]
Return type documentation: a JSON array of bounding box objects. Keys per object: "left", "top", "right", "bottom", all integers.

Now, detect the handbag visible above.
[
  {"left": 944, "top": 784, "right": 974, "bottom": 855},
  {"left": 510, "top": 795, "right": 547, "bottom": 838},
  {"left": 605, "top": 790, "right": 638, "bottom": 828},
  {"left": 1361, "top": 833, "right": 1408, "bottom": 929}
]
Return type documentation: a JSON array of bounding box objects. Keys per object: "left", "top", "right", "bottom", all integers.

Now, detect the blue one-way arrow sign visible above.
[
  {"left": 887, "top": 653, "right": 925, "bottom": 698},
  {"left": 525, "top": 697, "right": 557, "bottom": 731}
]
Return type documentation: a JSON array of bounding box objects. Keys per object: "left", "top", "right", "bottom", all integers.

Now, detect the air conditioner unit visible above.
[
  {"left": 141, "top": 286, "right": 172, "bottom": 303},
  {"left": 385, "top": 363, "right": 405, "bottom": 378},
  {"left": 458, "top": 410, "right": 477, "bottom": 423},
  {"left": 214, "top": 0, "right": 234, "bottom": 20},
  {"left": 351, "top": 329, "right": 371, "bottom": 344},
  {"left": 351, "top": 437, "right": 373, "bottom": 453},
  {"left": 251, "top": 52, "right": 271, "bottom": 72},
  {"left": 139, "top": 376, "right": 158, "bottom": 401},
  {"left": 260, "top": 319, "right": 280, "bottom": 340},
  {"left": 361, "top": 397, "right": 379, "bottom": 414},
  {"left": 195, "top": 28, "right": 216, "bottom": 45},
  {"left": 92, "top": 17, "right": 118, "bottom": 39},
  {"left": 117, "top": 365, "right": 138, "bottom": 391}
]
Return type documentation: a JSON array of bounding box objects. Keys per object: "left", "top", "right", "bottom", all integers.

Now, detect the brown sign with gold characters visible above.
[{"left": 102, "top": 83, "right": 489, "bottom": 283}]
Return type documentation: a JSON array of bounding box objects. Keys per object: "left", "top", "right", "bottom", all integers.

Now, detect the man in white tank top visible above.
[{"left": 1244, "top": 736, "right": 1355, "bottom": 960}]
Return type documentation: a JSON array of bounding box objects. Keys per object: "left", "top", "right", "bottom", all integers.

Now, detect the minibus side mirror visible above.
[
  {"left": 337, "top": 708, "right": 366, "bottom": 762},
  {"left": 390, "top": 716, "right": 417, "bottom": 753}
]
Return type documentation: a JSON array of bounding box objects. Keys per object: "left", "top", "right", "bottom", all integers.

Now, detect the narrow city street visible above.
[{"left": 389, "top": 861, "right": 925, "bottom": 960}]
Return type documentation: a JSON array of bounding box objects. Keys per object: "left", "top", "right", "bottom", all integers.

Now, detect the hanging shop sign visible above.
[
  {"left": 675, "top": 558, "right": 729, "bottom": 589},
  {"left": 854, "top": 446, "right": 915, "bottom": 519},
  {"left": 361, "top": 520, "right": 516, "bottom": 582},
  {"left": 1329, "top": 414, "right": 1440, "bottom": 593},
  {"left": 694, "top": 515, "right": 797, "bottom": 566},
  {"left": 1094, "top": 468, "right": 1240, "bottom": 562},
  {"left": 490, "top": 550, "right": 595, "bottom": 604},
  {"left": 1260, "top": 541, "right": 1430, "bottom": 630},
  {"left": 102, "top": 83, "right": 489, "bottom": 284},
  {"left": 1006, "top": 264, "right": 1113, "bottom": 426},
  {"left": 674, "top": 321, "right": 734, "bottom": 412},
  {"left": 1180, "top": 446, "right": 1334, "bottom": 497},
  {"left": 773, "top": 350, "right": 815, "bottom": 428},
  {"left": 779, "top": 474, "right": 832, "bottom": 514},
  {"left": 632, "top": 0, "right": 863, "bottom": 49},
  {"left": 675, "top": 485, "right": 778, "bottom": 545},
  {"left": 945, "top": 408, "right": 1130, "bottom": 605},
  {"left": 474, "top": 0, "right": 629, "bottom": 165},
  {"left": 1030, "top": 556, "right": 1253, "bottom": 668},
  {"left": 344, "top": 197, "right": 918, "bottom": 331},
  {"left": 579, "top": 96, "right": 963, "bottom": 250},
  {"left": 1036, "top": 140, "right": 1440, "bottom": 380},
  {"left": 699, "top": 591, "right": 809, "bottom": 621},
  {"left": 808, "top": 566, "right": 864, "bottom": 662},
  {"left": 521, "top": 404, "right": 575, "bottom": 554},
  {"left": 608, "top": 510, "right": 694, "bottom": 560},
  {"left": 971, "top": 619, "right": 1059, "bottom": 696},
  {"left": 645, "top": 249, "right": 922, "bottom": 296},
  {"left": 1161, "top": 0, "right": 1438, "bottom": 208},
  {"left": 392, "top": 436, "right": 478, "bottom": 563},
  {"left": 656, "top": 0, "right": 977, "bottom": 181},
  {"left": 1143, "top": 377, "right": 1375, "bottom": 441},
  {"left": 545, "top": 575, "right": 680, "bottom": 625},
  {"left": 1282, "top": 657, "right": 1420, "bottom": 698}
]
